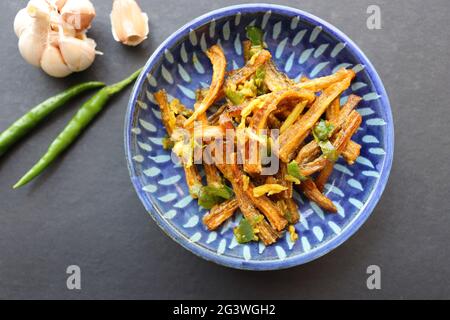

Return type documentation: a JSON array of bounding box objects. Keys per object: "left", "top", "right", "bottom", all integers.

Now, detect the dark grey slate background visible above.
[{"left": 0, "top": 0, "right": 449, "bottom": 300}]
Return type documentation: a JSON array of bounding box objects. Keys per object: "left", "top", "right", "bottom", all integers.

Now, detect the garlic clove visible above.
[
  {"left": 18, "top": 31, "right": 47, "bottom": 67},
  {"left": 40, "top": 45, "right": 72, "bottom": 78},
  {"left": 27, "top": 0, "right": 52, "bottom": 19},
  {"left": 60, "top": 0, "right": 95, "bottom": 31},
  {"left": 14, "top": 8, "right": 34, "bottom": 38},
  {"left": 110, "top": 0, "right": 149, "bottom": 47},
  {"left": 18, "top": 17, "right": 49, "bottom": 67},
  {"left": 58, "top": 35, "right": 96, "bottom": 72}
]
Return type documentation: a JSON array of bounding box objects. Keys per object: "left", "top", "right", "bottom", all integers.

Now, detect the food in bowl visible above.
[{"left": 153, "top": 26, "right": 363, "bottom": 246}]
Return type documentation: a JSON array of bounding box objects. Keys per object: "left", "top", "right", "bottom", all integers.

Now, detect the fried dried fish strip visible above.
[
  {"left": 295, "top": 137, "right": 322, "bottom": 164},
  {"left": 276, "top": 162, "right": 293, "bottom": 199},
  {"left": 333, "top": 95, "right": 362, "bottom": 130},
  {"left": 326, "top": 96, "right": 340, "bottom": 121},
  {"left": 315, "top": 161, "right": 335, "bottom": 192},
  {"left": 154, "top": 90, "right": 176, "bottom": 135},
  {"left": 193, "top": 125, "right": 225, "bottom": 140},
  {"left": 264, "top": 60, "right": 295, "bottom": 92},
  {"left": 278, "top": 72, "right": 355, "bottom": 162},
  {"left": 280, "top": 101, "right": 307, "bottom": 134},
  {"left": 203, "top": 198, "right": 239, "bottom": 230},
  {"left": 243, "top": 40, "right": 252, "bottom": 63},
  {"left": 295, "top": 68, "right": 351, "bottom": 92},
  {"left": 225, "top": 49, "right": 272, "bottom": 89},
  {"left": 194, "top": 74, "right": 226, "bottom": 188},
  {"left": 268, "top": 114, "right": 282, "bottom": 128},
  {"left": 298, "top": 110, "right": 362, "bottom": 179},
  {"left": 235, "top": 188, "right": 279, "bottom": 245},
  {"left": 216, "top": 162, "right": 279, "bottom": 245},
  {"left": 299, "top": 157, "right": 330, "bottom": 177},
  {"left": 342, "top": 140, "right": 361, "bottom": 165},
  {"left": 245, "top": 89, "right": 316, "bottom": 174},
  {"left": 208, "top": 105, "right": 227, "bottom": 125},
  {"left": 184, "top": 165, "right": 203, "bottom": 199},
  {"left": 333, "top": 111, "right": 363, "bottom": 154},
  {"left": 285, "top": 198, "right": 300, "bottom": 224},
  {"left": 185, "top": 45, "right": 227, "bottom": 126},
  {"left": 299, "top": 180, "right": 337, "bottom": 212},
  {"left": 215, "top": 146, "right": 288, "bottom": 232},
  {"left": 198, "top": 124, "right": 222, "bottom": 187},
  {"left": 154, "top": 90, "right": 203, "bottom": 197},
  {"left": 250, "top": 89, "right": 315, "bottom": 133},
  {"left": 294, "top": 94, "right": 361, "bottom": 164},
  {"left": 239, "top": 173, "right": 288, "bottom": 232}
]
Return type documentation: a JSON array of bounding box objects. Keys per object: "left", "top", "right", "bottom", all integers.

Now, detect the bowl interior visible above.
[{"left": 125, "top": 5, "right": 392, "bottom": 270}]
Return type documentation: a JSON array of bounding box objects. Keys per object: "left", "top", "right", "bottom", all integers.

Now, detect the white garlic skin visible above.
[
  {"left": 53, "top": 0, "right": 67, "bottom": 11},
  {"left": 61, "top": 0, "right": 96, "bottom": 31},
  {"left": 110, "top": 0, "right": 149, "bottom": 47}
]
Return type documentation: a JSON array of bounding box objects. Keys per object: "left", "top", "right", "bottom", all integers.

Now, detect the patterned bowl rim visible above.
[{"left": 124, "top": 3, "right": 394, "bottom": 271}]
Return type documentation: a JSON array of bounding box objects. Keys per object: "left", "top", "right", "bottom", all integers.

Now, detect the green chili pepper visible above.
[
  {"left": 0, "top": 82, "right": 105, "bottom": 157},
  {"left": 224, "top": 88, "right": 245, "bottom": 106},
  {"left": 254, "top": 66, "right": 267, "bottom": 95},
  {"left": 318, "top": 140, "right": 339, "bottom": 162},
  {"left": 246, "top": 26, "right": 264, "bottom": 46},
  {"left": 234, "top": 215, "right": 264, "bottom": 244},
  {"left": 234, "top": 219, "right": 256, "bottom": 244},
  {"left": 287, "top": 160, "right": 308, "bottom": 183},
  {"left": 313, "top": 120, "right": 334, "bottom": 142},
  {"left": 198, "top": 184, "right": 234, "bottom": 209},
  {"left": 13, "top": 69, "right": 142, "bottom": 189}
]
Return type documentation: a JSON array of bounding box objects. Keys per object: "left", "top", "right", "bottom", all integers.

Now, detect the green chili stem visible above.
[
  {"left": 0, "top": 82, "right": 105, "bottom": 157},
  {"left": 13, "top": 69, "right": 143, "bottom": 189},
  {"left": 106, "top": 68, "right": 143, "bottom": 95}
]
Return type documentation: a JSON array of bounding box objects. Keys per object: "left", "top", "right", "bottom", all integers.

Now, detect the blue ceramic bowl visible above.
[{"left": 124, "top": 4, "right": 393, "bottom": 270}]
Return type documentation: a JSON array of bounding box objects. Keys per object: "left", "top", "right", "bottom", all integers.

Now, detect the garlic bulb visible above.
[
  {"left": 61, "top": 0, "right": 95, "bottom": 31},
  {"left": 13, "top": 0, "right": 98, "bottom": 78},
  {"left": 110, "top": 0, "right": 149, "bottom": 46}
]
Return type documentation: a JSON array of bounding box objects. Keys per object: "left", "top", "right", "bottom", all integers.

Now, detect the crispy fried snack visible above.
[
  {"left": 342, "top": 140, "right": 361, "bottom": 165},
  {"left": 154, "top": 90, "right": 176, "bottom": 135},
  {"left": 326, "top": 96, "right": 341, "bottom": 122},
  {"left": 225, "top": 49, "right": 272, "bottom": 89},
  {"left": 299, "top": 180, "right": 337, "bottom": 212},
  {"left": 216, "top": 161, "right": 280, "bottom": 245},
  {"left": 285, "top": 198, "right": 300, "bottom": 224},
  {"left": 297, "top": 110, "right": 363, "bottom": 179},
  {"left": 185, "top": 45, "right": 227, "bottom": 126},
  {"left": 278, "top": 71, "right": 355, "bottom": 162},
  {"left": 264, "top": 60, "right": 295, "bottom": 91},
  {"left": 194, "top": 76, "right": 224, "bottom": 188},
  {"left": 203, "top": 198, "right": 239, "bottom": 230},
  {"left": 295, "top": 68, "right": 352, "bottom": 92},
  {"left": 294, "top": 94, "right": 362, "bottom": 164},
  {"left": 245, "top": 89, "right": 315, "bottom": 174},
  {"left": 154, "top": 90, "right": 203, "bottom": 198},
  {"left": 315, "top": 161, "right": 335, "bottom": 192}
]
